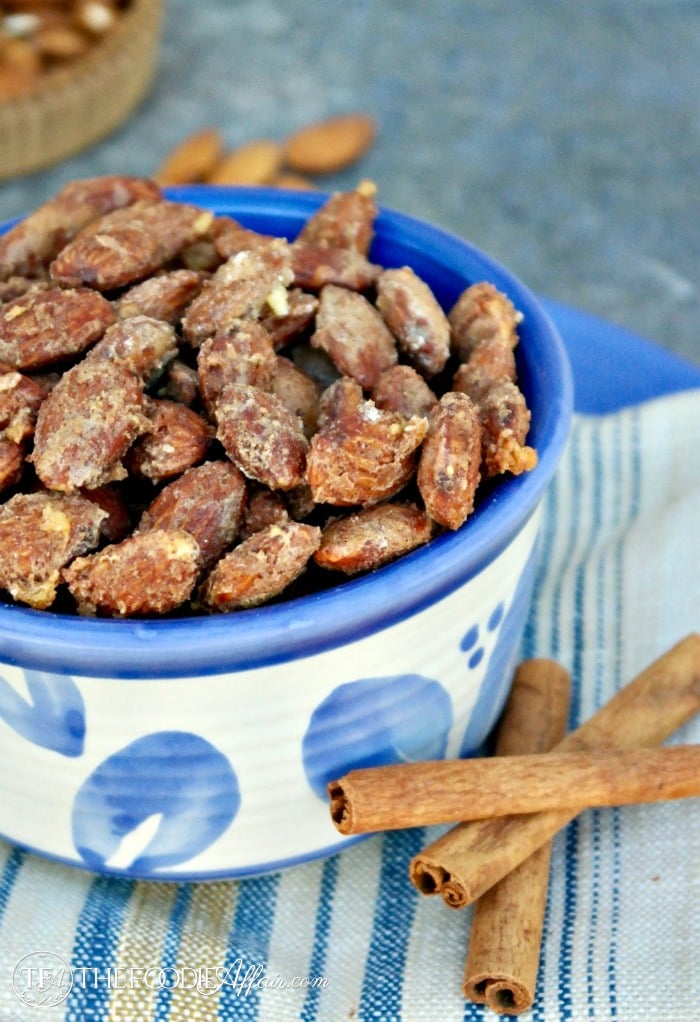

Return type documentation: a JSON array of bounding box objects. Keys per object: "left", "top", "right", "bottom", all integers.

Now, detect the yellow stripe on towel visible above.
[
  {"left": 106, "top": 881, "right": 180, "bottom": 1022},
  {"left": 165, "top": 881, "right": 239, "bottom": 1019}
]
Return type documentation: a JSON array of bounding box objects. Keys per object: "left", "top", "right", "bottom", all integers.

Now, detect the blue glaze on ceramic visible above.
[
  {"left": 458, "top": 543, "right": 540, "bottom": 758},
  {"left": 0, "top": 669, "right": 85, "bottom": 757},
  {"left": 71, "top": 732, "right": 240, "bottom": 873},
  {"left": 302, "top": 675, "right": 453, "bottom": 799},
  {"left": 0, "top": 188, "right": 573, "bottom": 680}
]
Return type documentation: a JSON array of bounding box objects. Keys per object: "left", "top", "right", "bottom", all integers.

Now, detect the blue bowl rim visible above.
[{"left": 0, "top": 186, "right": 573, "bottom": 678}]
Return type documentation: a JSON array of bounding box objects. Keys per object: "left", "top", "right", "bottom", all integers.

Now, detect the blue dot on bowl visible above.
[
  {"left": 459, "top": 545, "right": 539, "bottom": 758},
  {"left": 72, "top": 731, "right": 240, "bottom": 874},
  {"left": 0, "top": 670, "right": 86, "bottom": 758},
  {"left": 460, "top": 624, "right": 480, "bottom": 652},
  {"left": 488, "top": 602, "right": 505, "bottom": 632},
  {"left": 302, "top": 675, "right": 453, "bottom": 799},
  {"left": 468, "top": 647, "right": 485, "bottom": 670}
]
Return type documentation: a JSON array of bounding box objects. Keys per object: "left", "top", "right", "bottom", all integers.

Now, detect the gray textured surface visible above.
[{"left": 1, "top": 0, "right": 698, "bottom": 365}]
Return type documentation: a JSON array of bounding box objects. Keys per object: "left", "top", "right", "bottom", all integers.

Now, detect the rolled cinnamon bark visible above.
[
  {"left": 461, "top": 658, "right": 570, "bottom": 1015},
  {"left": 329, "top": 746, "right": 700, "bottom": 832},
  {"left": 410, "top": 632, "right": 700, "bottom": 909}
]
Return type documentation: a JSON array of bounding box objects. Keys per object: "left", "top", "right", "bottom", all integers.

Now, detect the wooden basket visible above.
[{"left": 0, "top": 0, "right": 163, "bottom": 181}]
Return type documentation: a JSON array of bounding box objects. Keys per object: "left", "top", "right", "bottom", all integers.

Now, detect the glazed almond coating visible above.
[
  {"left": 138, "top": 460, "right": 247, "bottom": 570},
  {"left": 290, "top": 244, "right": 381, "bottom": 293},
  {"left": 307, "top": 381, "right": 428, "bottom": 507},
  {"left": 239, "top": 485, "right": 289, "bottom": 540},
  {"left": 197, "top": 321, "right": 277, "bottom": 416},
  {"left": 270, "top": 356, "right": 322, "bottom": 438},
  {"left": 477, "top": 381, "right": 538, "bottom": 477},
  {"left": 126, "top": 399, "right": 213, "bottom": 481},
  {"left": 315, "top": 502, "right": 435, "bottom": 574},
  {"left": 0, "top": 278, "right": 49, "bottom": 302},
  {"left": 216, "top": 383, "right": 309, "bottom": 491},
  {"left": 200, "top": 519, "right": 321, "bottom": 611},
  {"left": 63, "top": 528, "right": 200, "bottom": 617},
  {"left": 456, "top": 333, "right": 517, "bottom": 386},
  {"left": 50, "top": 200, "right": 214, "bottom": 291},
  {"left": 0, "top": 287, "right": 115, "bottom": 370},
  {"left": 0, "top": 175, "right": 162, "bottom": 279},
  {"left": 376, "top": 266, "right": 451, "bottom": 378},
  {"left": 448, "top": 281, "right": 523, "bottom": 363},
  {"left": 32, "top": 359, "right": 150, "bottom": 492},
  {"left": 417, "top": 391, "right": 483, "bottom": 530},
  {"left": 86, "top": 314, "right": 178, "bottom": 383},
  {"left": 372, "top": 364, "right": 438, "bottom": 419},
  {"left": 0, "top": 490, "right": 106, "bottom": 608},
  {"left": 0, "top": 438, "right": 24, "bottom": 493},
  {"left": 157, "top": 359, "right": 200, "bottom": 407},
  {"left": 182, "top": 239, "right": 293, "bottom": 346},
  {"left": 261, "top": 288, "right": 319, "bottom": 349},
  {"left": 311, "top": 284, "right": 397, "bottom": 389},
  {"left": 210, "top": 216, "right": 275, "bottom": 260},
  {"left": 115, "top": 268, "right": 205, "bottom": 324},
  {"left": 295, "top": 181, "right": 377, "bottom": 254},
  {"left": 0, "top": 368, "right": 48, "bottom": 443}
]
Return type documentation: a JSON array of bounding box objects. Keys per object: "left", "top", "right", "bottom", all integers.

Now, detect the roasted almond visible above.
[
  {"left": 155, "top": 128, "right": 224, "bottom": 185},
  {"left": 283, "top": 113, "right": 376, "bottom": 175},
  {"left": 206, "top": 139, "right": 283, "bottom": 186}
]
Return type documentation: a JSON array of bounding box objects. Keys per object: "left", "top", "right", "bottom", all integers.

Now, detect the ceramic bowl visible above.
[{"left": 0, "top": 187, "right": 573, "bottom": 879}]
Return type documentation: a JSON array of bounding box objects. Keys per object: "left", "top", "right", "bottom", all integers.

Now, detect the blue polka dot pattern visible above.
[
  {"left": 459, "top": 546, "right": 539, "bottom": 757},
  {"left": 0, "top": 669, "right": 85, "bottom": 757},
  {"left": 302, "top": 675, "right": 453, "bottom": 798},
  {"left": 72, "top": 731, "right": 240, "bottom": 874}
]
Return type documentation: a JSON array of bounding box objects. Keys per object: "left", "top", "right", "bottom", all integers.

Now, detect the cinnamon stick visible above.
[
  {"left": 329, "top": 745, "right": 700, "bottom": 832},
  {"left": 462, "top": 658, "right": 570, "bottom": 1016},
  {"left": 409, "top": 632, "right": 700, "bottom": 909}
]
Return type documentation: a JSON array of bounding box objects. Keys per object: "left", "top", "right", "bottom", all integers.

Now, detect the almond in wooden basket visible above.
[
  {"left": 155, "top": 127, "right": 224, "bottom": 185},
  {"left": 283, "top": 113, "right": 376, "bottom": 175}
]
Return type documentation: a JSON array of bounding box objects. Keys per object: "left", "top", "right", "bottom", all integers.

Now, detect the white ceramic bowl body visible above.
[{"left": 0, "top": 188, "right": 573, "bottom": 879}]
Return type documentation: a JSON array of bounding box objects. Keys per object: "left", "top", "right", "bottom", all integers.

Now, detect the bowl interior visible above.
[{"left": 0, "top": 187, "right": 573, "bottom": 678}]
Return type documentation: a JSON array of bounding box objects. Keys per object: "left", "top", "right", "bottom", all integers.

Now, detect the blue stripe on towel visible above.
[
  {"left": 300, "top": 854, "right": 340, "bottom": 1022},
  {"left": 558, "top": 418, "right": 603, "bottom": 1018},
  {"left": 586, "top": 422, "right": 608, "bottom": 1015},
  {"left": 153, "top": 884, "right": 192, "bottom": 1021},
  {"left": 218, "top": 873, "right": 279, "bottom": 1021},
  {"left": 607, "top": 407, "right": 642, "bottom": 1017},
  {"left": 358, "top": 828, "right": 425, "bottom": 1022},
  {"left": 0, "top": 846, "right": 24, "bottom": 925},
  {"left": 64, "top": 876, "right": 134, "bottom": 1021}
]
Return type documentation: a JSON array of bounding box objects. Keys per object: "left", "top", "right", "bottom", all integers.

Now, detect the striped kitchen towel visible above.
[{"left": 0, "top": 387, "right": 698, "bottom": 1022}]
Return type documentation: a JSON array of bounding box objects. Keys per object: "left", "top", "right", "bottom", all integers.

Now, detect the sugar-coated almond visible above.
[
  {"left": 63, "top": 529, "right": 200, "bottom": 617},
  {"left": 315, "top": 502, "right": 435, "bottom": 574},
  {"left": 0, "top": 490, "right": 106, "bottom": 609},
  {"left": 32, "top": 359, "right": 149, "bottom": 492},
  {"left": 0, "top": 175, "right": 162, "bottom": 279},
  {"left": 417, "top": 391, "right": 483, "bottom": 530},
  {"left": 216, "top": 382, "right": 308, "bottom": 491},
  {"left": 199, "top": 519, "right": 321, "bottom": 611},
  {"left": 138, "top": 460, "right": 247, "bottom": 570}
]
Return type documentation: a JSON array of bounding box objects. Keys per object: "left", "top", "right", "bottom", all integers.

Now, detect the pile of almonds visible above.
[
  {"left": 0, "top": 176, "right": 536, "bottom": 617},
  {"left": 154, "top": 113, "right": 377, "bottom": 191},
  {"left": 0, "top": 0, "right": 126, "bottom": 101}
]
